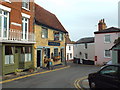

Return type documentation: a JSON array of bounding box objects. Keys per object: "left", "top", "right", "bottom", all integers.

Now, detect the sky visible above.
[{"left": 35, "top": 0, "right": 119, "bottom": 41}]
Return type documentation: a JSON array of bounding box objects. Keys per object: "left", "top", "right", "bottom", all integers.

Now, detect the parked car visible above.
[
  {"left": 88, "top": 64, "right": 120, "bottom": 89},
  {"left": 101, "top": 60, "right": 112, "bottom": 69}
]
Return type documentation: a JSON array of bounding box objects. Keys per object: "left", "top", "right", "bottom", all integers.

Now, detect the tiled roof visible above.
[
  {"left": 35, "top": 4, "right": 68, "bottom": 33},
  {"left": 76, "top": 37, "right": 94, "bottom": 44},
  {"left": 94, "top": 27, "right": 120, "bottom": 34}
]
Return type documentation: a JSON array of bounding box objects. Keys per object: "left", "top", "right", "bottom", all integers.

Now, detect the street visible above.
[{"left": 2, "top": 62, "right": 101, "bottom": 88}]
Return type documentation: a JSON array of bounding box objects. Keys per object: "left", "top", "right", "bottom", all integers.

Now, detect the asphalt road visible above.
[{"left": 2, "top": 62, "right": 101, "bottom": 88}]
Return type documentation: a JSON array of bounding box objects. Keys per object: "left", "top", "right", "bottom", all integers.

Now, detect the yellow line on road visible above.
[
  {"left": 74, "top": 76, "right": 88, "bottom": 90},
  {"left": 0, "top": 66, "right": 70, "bottom": 84}
]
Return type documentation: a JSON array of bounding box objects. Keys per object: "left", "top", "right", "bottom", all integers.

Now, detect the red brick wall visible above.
[{"left": 1, "top": 0, "right": 34, "bottom": 32}]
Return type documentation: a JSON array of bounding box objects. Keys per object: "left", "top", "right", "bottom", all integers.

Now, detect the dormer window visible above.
[{"left": 22, "top": 0, "right": 29, "bottom": 10}]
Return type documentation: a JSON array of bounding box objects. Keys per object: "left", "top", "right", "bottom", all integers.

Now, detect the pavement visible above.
[{"left": 1, "top": 64, "right": 68, "bottom": 82}]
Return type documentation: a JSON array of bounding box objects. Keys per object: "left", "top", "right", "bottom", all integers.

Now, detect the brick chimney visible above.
[{"left": 98, "top": 19, "right": 107, "bottom": 31}]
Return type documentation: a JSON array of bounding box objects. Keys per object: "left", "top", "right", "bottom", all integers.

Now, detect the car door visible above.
[{"left": 95, "top": 65, "right": 119, "bottom": 88}]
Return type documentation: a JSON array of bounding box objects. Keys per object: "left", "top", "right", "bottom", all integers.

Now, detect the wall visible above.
[
  {"left": 95, "top": 33, "right": 119, "bottom": 65},
  {"left": 73, "top": 43, "right": 95, "bottom": 61},
  {"left": 66, "top": 44, "right": 74, "bottom": 60},
  {"left": 34, "top": 24, "right": 66, "bottom": 67}
]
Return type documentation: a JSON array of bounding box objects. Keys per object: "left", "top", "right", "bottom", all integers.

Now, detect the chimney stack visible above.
[{"left": 98, "top": 19, "right": 107, "bottom": 31}]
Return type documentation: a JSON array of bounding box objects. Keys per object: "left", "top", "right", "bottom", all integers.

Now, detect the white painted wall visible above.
[
  {"left": 95, "top": 33, "right": 119, "bottom": 65},
  {"left": 74, "top": 43, "right": 95, "bottom": 61},
  {"left": 66, "top": 44, "right": 74, "bottom": 60}
]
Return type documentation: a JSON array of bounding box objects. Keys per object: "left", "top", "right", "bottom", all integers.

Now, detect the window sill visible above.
[
  {"left": 3, "top": 0, "right": 11, "bottom": 3},
  {"left": 22, "top": 7, "right": 30, "bottom": 11}
]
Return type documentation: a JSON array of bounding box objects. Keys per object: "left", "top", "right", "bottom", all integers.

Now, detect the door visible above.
[
  {"left": 37, "top": 50, "right": 42, "bottom": 67},
  {"left": 67, "top": 54, "right": 69, "bottom": 60},
  {"left": 61, "top": 48, "right": 64, "bottom": 62},
  {"left": 15, "top": 47, "right": 21, "bottom": 69}
]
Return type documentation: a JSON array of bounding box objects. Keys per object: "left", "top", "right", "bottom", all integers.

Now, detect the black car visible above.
[{"left": 88, "top": 64, "right": 120, "bottom": 89}]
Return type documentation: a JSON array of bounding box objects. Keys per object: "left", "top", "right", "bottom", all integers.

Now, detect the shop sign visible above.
[{"left": 48, "top": 42, "right": 60, "bottom": 46}]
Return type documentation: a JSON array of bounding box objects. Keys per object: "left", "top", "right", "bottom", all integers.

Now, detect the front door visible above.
[
  {"left": 37, "top": 49, "right": 42, "bottom": 67},
  {"left": 61, "top": 48, "right": 64, "bottom": 62}
]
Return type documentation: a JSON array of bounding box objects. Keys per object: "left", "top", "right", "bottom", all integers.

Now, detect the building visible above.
[
  {"left": 110, "top": 38, "right": 120, "bottom": 64},
  {"left": 66, "top": 33, "right": 74, "bottom": 61},
  {"left": 94, "top": 19, "right": 120, "bottom": 65},
  {"left": 74, "top": 37, "right": 95, "bottom": 64},
  {"left": 34, "top": 4, "right": 68, "bottom": 68},
  {"left": 0, "top": 0, "right": 35, "bottom": 75}
]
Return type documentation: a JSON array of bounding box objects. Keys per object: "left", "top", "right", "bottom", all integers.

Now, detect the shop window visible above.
[
  {"left": 25, "top": 46, "right": 32, "bottom": 62},
  {"left": 54, "top": 48, "right": 58, "bottom": 57},
  {"left": 5, "top": 46, "right": 14, "bottom": 64},
  {"left": 20, "top": 46, "right": 32, "bottom": 62}
]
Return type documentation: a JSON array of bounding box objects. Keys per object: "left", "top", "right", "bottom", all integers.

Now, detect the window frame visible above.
[
  {"left": 0, "top": 9, "right": 9, "bottom": 39},
  {"left": 104, "top": 50, "right": 111, "bottom": 58},
  {"left": 104, "top": 35, "right": 111, "bottom": 43},
  {"left": 22, "top": 17, "right": 29, "bottom": 40},
  {"left": 22, "top": 0, "right": 30, "bottom": 10},
  {"left": 41, "top": 27, "right": 48, "bottom": 39}
]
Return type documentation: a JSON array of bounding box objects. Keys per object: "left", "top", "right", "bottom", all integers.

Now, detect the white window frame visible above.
[
  {"left": 104, "top": 35, "right": 111, "bottom": 43},
  {"left": 22, "top": 0, "right": 30, "bottom": 10},
  {"left": 41, "top": 27, "right": 48, "bottom": 38},
  {"left": 59, "top": 32, "right": 63, "bottom": 41},
  {"left": 104, "top": 50, "right": 111, "bottom": 58},
  {"left": 0, "top": 9, "right": 9, "bottom": 39},
  {"left": 22, "top": 17, "right": 29, "bottom": 40}
]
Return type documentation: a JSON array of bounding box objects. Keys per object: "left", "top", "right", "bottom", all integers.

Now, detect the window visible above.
[
  {"left": 41, "top": 28, "right": 48, "bottom": 38},
  {"left": 25, "top": 46, "right": 32, "bottom": 62},
  {"left": 69, "top": 46, "right": 71, "bottom": 50},
  {"left": 59, "top": 32, "right": 63, "bottom": 41},
  {"left": 54, "top": 48, "right": 58, "bottom": 57},
  {"left": 54, "top": 32, "right": 59, "bottom": 41},
  {"left": 54, "top": 32, "right": 63, "bottom": 41},
  {"left": 22, "top": 0, "right": 29, "bottom": 10},
  {"left": 84, "top": 43, "right": 87, "bottom": 49},
  {"left": 100, "top": 66, "right": 118, "bottom": 77},
  {"left": 105, "top": 35, "right": 111, "bottom": 43},
  {"left": 84, "top": 53, "right": 88, "bottom": 59},
  {"left": 70, "top": 53, "right": 72, "bottom": 58},
  {"left": 22, "top": 17, "right": 29, "bottom": 40},
  {"left": 0, "top": 9, "right": 9, "bottom": 38},
  {"left": 44, "top": 48, "right": 50, "bottom": 58},
  {"left": 104, "top": 50, "right": 111, "bottom": 58},
  {"left": 5, "top": 46, "right": 14, "bottom": 64}
]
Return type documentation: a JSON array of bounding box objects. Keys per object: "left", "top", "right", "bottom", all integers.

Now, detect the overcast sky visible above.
[{"left": 35, "top": 0, "right": 119, "bottom": 41}]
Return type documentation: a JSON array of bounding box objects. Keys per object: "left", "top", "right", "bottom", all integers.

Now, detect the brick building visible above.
[{"left": 0, "top": 0, "right": 35, "bottom": 75}]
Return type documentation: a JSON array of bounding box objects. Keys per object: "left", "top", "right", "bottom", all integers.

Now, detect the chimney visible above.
[{"left": 98, "top": 19, "right": 107, "bottom": 31}]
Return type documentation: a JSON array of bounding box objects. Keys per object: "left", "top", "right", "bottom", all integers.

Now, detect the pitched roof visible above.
[
  {"left": 76, "top": 37, "right": 94, "bottom": 44},
  {"left": 94, "top": 27, "right": 120, "bottom": 34},
  {"left": 35, "top": 4, "right": 68, "bottom": 33}
]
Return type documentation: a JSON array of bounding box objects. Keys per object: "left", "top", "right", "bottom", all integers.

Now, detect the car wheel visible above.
[{"left": 90, "top": 81, "right": 96, "bottom": 89}]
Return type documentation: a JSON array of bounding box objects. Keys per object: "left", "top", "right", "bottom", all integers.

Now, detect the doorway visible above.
[
  {"left": 61, "top": 48, "right": 64, "bottom": 62},
  {"left": 37, "top": 49, "right": 42, "bottom": 67}
]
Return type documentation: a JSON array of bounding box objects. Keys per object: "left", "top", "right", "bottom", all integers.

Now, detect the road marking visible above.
[
  {"left": 74, "top": 76, "right": 88, "bottom": 90},
  {"left": 0, "top": 66, "right": 70, "bottom": 84}
]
